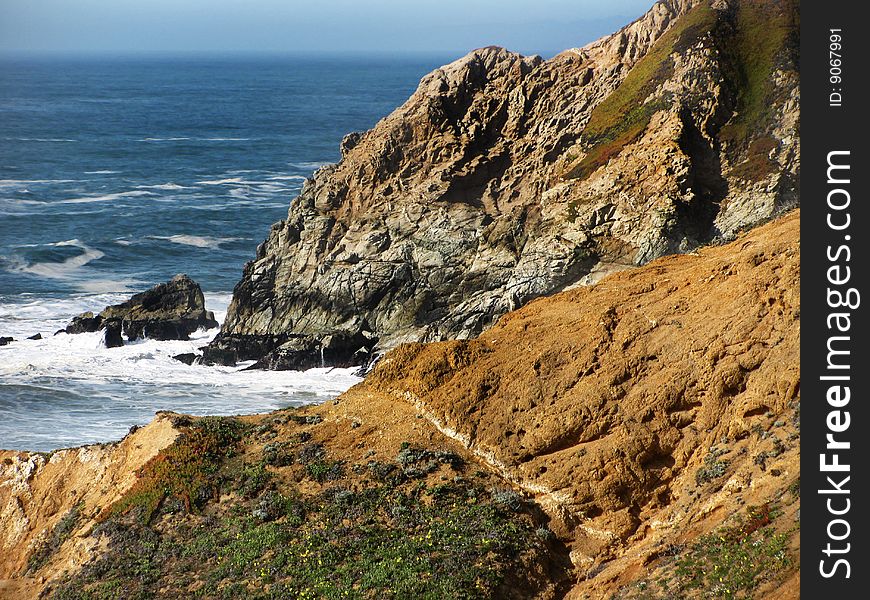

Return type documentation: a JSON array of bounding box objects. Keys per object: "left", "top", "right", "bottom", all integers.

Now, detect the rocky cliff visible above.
[
  {"left": 204, "top": 0, "right": 799, "bottom": 369},
  {"left": 1, "top": 211, "right": 800, "bottom": 599}
]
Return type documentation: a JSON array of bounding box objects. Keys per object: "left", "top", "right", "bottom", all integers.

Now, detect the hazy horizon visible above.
[{"left": 0, "top": 0, "right": 653, "bottom": 58}]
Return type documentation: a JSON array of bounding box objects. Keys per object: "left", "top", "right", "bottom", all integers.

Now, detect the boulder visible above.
[
  {"left": 0, "top": 337, "right": 14, "bottom": 346},
  {"left": 202, "top": 329, "right": 376, "bottom": 370},
  {"left": 102, "top": 319, "right": 124, "bottom": 348},
  {"left": 65, "top": 312, "right": 102, "bottom": 334},
  {"left": 99, "top": 274, "right": 218, "bottom": 341},
  {"left": 246, "top": 330, "right": 375, "bottom": 371},
  {"left": 64, "top": 274, "right": 218, "bottom": 344},
  {"left": 27, "top": 333, "right": 42, "bottom": 340},
  {"left": 200, "top": 333, "right": 287, "bottom": 367},
  {"left": 171, "top": 353, "right": 199, "bottom": 366}
]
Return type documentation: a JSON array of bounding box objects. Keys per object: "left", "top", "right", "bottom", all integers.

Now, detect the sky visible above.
[{"left": 0, "top": 0, "right": 654, "bottom": 57}]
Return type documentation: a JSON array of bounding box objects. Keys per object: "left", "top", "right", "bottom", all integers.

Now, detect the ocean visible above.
[{"left": 0, "top": 54, "right": 449, "bottom": 451}]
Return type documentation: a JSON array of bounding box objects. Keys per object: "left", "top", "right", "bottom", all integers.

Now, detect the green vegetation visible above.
[
  {"left": 727, "top": 136, "right": 779, "bottom": 181},
  {"left": 610, "top": 504, "right": 797, "bottom": 600},
  {"left": 719, "top": 0, "right": 798, "bottom": 147},
  {"left": 564, "top": 0, "right": 798, "bottom": 184},
  {"left": 672, "top": 504, "right": 793, "bottom": 599},
  {"left": 101, "top": 416, "right": 247, "bottom": 523},
  {"left": 565, "top": 2, "right": 718, "bottom": 181},
  {"left": 188, "top": 484, "right": 536, "bottom": 599},
  {"left": 695, "top": 447, "right": 729, "bottom": 486},
  {"left": 26, "top": 502, "right": 84, "bottom": 574},
  {"left": 718, "top": 0, "right": 798, "bottom": 182},
  {"left": 51, "top": 430, "right": 557, "bottom": 600}
]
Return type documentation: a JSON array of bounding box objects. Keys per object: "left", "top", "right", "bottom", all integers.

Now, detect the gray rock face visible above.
[
  {"left": 206, "top": 0, "right": 800, "bottom": 369},
  {"left": 65, "top": 274, "right": 218, "bottom": 345}
]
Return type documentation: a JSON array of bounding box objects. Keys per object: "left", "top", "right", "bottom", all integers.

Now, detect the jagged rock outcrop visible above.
[
  {"left": 205, "top": 0, "right": 799, "bottom": 369},
  {"left": 64, "top": 274, "right": 218, "bottom": 344}
]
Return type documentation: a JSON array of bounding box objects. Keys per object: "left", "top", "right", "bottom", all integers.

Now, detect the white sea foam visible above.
[
  {"left": 0, "top": 179, "right": 77, "bottom": 187},
  {"left": 0, "top": 292, "right": 131, "bottom": 339},
  {"left": 73, "top": 278, "right": 141, "bottom": 294},
  {"left": 255, "top": 183, "right": 286, "bottom": 193},
  {"left": 0, "top": 198, "right": 46, "bottom": 206},
  {"left": 10, "top": 137, "right": 77, "bottom": 143},
  {"left": 183, "top": 202, "right": 286, "bottom": 212},
  {"left": 57, "top": 190, "right": 156, "bottom": 205},
  {"left": 147, "top": 234, "right": 244, "bottom": 249},
  {"left": 136, "top": 183, "right": 195, "bottom": 191},
  {"left": 288, "top": 161, "right": 333, "bottom": 170},
  {"left": 0, "top": 291, "right": 361, "bottom": 450},
  {"left": 15, "top": 240, "right": 105, "bottom": 280},
  {"left": 196, "top": 177, "right": 244, "bottom": 185},
  {"left": 83, "top": 170, "right": 121, "bottom": 175},
  {"left": 139, "top": 137, "right": 251, "bottom": 142},
  {"left": 267, "top": 175, "right": 307, "bottom": 181},
  {"left": 2, "top": 240, "right": 137, "bottom": 292}
]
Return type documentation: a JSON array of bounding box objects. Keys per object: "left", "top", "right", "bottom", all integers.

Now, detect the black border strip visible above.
[{"left": 801, "top": 0, "right": 870, "bottom": 595}]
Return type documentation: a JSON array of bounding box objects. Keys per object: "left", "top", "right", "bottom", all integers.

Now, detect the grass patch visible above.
[
  {"left": 564, "top": 2, "right": 718, "bottom": 181},
  {"left": 26, "top": 502, "right": 84, "bottom": 574},
  {"left": 197, "top": 485, "right": 536, "bottom": 599},
  {"left": 673, "top": 504, "right": 792, "bottom": 599},
  {"left": 719, "top": 0, "right": 799, "bottom": 148},
  {"left": 51, "top": 441, "right": 557, "bottom": 600},
  {"left": 100, "top": 416, "right": 247, "bottom": 523}
]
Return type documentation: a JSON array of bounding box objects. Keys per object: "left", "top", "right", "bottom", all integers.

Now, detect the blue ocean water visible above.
[{"left": 0, "top": 54, "right": 449, "bottom": 450}]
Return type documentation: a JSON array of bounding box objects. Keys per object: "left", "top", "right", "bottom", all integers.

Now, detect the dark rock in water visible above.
[
  {"left": 246, "top": 330, "right": 376, "bottom": 371},
  {"left": 203, "top": 327, "right": 376, "bottom": 371},
  {"left": 27, "top": 333, "right": 42, "bottom": 340},
  {"left": 199, "top": 342, "right": 238, "bottom": 367},
  {"left": 246, "top": 336, "right": 321, "bottom": 371},
  {"left": 172, "top": 353, "right": 199, "bottom": 366},
  {"left": 66, "top": 312, "right": 103, "bottom": 334},
  {"left": 200, "top": 333, "right": 288, "bottom": 367},
  {"left": 100, "top": 274, "right": 218, "bottom": 341},
  {"left": 0, "top": 336, "right": 14, "bottom": 346},
  {"left": 102, "top": 319, "right": 124, "bottom": 348},
  {"left": 64, "top": 274, "right": 218, "bottom": 343}
]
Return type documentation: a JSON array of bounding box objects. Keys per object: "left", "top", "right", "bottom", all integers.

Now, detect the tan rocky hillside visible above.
[
  {"left": 1, "top": 210, "right": 799, "bottom": 599},
  {"left": 203, "top": 0, "right": 799, "bottom": 370}
]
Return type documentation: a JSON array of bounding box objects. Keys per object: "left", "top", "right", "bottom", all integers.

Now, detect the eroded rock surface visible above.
[{"left": 207, "top": 0, "right": 799, "bottom": 368}]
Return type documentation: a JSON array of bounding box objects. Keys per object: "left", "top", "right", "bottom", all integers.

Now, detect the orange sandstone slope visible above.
[
  {"left": 345, "top": 209, "right": 800, "bottom": 596},
  {"left": 0, "top": 415, "right": 180, "bottom": 598}
]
